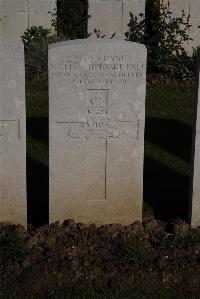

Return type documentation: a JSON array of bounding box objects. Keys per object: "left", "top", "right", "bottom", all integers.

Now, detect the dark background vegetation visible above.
[{"left": 52, "top": 0, "right": 88, "bottom": 39}]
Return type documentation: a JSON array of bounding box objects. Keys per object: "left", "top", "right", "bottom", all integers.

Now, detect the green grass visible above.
[
  {"left": 145, "top": 83, "right": 195, "bottom": 174},
  {"left": 146, "top": 83, "right": 195, "bottom": 125},
  {"left": 26, "top": 81, "right": 196, "bottom": 221},
  {"left": 26, "top": 82, "right": 48, "bottom": 117},
  {"left": 26, "top": 82, "right": 48, "bottom": 167}
]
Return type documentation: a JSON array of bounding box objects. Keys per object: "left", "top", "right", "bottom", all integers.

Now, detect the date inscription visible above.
[{"left": 50, "top": 54, "right": 145, "bottom": 85}]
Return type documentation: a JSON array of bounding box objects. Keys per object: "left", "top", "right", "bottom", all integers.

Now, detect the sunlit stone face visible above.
[
  {"left": 0, "top": 39, "right": 26, "bottom": 226},
  {"left": 49, "top": 39, "right": 147, "bottom": 225}
]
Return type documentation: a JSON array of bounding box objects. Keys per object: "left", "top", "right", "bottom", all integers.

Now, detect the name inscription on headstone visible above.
[{"left": 49, "top": 55, "right": 144, "bottom": 86}]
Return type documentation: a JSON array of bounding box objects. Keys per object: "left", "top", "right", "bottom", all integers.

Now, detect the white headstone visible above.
[
  {"left": 0, "top": 39, "right": 26, "bottom": 225},
  {"left": 191, "top": 50, "right": 200, "bottom": 228},
  {"left": 88, "top": 0, "right": 145, "bottom": 38},
  {"left": 49, "top": 39, "right": 147, "bottom": 225},
  {"left": 0, "top": 0, "right": 56, "bottom": 39}
]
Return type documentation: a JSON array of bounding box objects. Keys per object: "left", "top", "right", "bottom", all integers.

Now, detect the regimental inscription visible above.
[
  {"left": 49, "top": 55, "right": 145, "bottom": 85},
  {"left": 0, "top": 120, "right": 20, "bottom": 141}
]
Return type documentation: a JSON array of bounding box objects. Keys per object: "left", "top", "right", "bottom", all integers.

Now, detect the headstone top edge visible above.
[{"left": 48, "top": 39, "right": 147, "bottom": 52}]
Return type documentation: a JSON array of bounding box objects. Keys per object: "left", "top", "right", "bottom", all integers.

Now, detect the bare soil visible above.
[{"left": 0, "top": 218, "right": 200, "bottom": 295}]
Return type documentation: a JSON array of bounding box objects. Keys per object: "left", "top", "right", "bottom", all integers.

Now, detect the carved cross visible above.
[
  {"left": 56, "top": 89, "right": 139, "bottom": 200},
  {"left": 16, "top": 0, "right": 37, "bottom": 29}
]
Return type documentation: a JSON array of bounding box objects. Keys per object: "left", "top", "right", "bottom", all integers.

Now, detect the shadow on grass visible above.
[
  {"left": 144, "top": 156, "right": 190, "bottom": 221},
  {"left": 26, "top": 116, "right": 49, "bottom": 227},
  {"left": 145, "top": 118, "right": 192, "bottom": 162},
  {"left": 27, "top": 117, "right": 49, "bottom": 146},
  {"left": 27, "top": 156, "right": 49, "bottom": 227},
  {"left": 144, "top": 117, "right": 192, "bottom": 222}
]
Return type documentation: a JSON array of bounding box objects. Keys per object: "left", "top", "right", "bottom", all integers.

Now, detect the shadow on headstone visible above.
[{"left": 144, "top": 117, "right": 192, "bottom": 221}]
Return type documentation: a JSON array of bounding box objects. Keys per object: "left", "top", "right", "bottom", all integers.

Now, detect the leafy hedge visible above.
[
  {"left": 125, "top": 0, "right": 197, "bottom": 80},
  {"left": 22, "top": 0, "right": 197, "bottom": 82},
  {"left": 51, "top": 0, "right": 88, "bottom": 39}
]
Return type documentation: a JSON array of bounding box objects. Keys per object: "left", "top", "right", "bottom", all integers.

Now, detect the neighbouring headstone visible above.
[
  {"left": 0, "top": 39, "right": 26, "bottom": 225},
  {"left": 162, "top": 0, "right": 200, "bottom": 55},
  {"left": 49, "top": 39, "right": 147, "bottom": 225},
  {"left": 88, "top": 0, "right": 145, "bottom": 38},
  {"left": 191, "top": 49, "right": 200, "bottom": 228},
  {"left": 0, "top": 0, "right": 56, "bottom": 39}
]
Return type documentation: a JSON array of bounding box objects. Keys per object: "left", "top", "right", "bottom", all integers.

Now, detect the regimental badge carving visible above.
[
  {"left": 63, "top": 89, "right": 138, "bottom": 140},
  {"left": 66, "top": 89, "right": 128, "bottom": 139},
  {"left": 87, "top": 96, "right": 107, "bottom": 115}
]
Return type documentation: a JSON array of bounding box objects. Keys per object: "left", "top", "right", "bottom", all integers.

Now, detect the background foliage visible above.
[
  {"left": 22, "top": 0, "right": 197, "bottom": 81},
  {"left": 22, "top": 26, "right": 62, "bottom": 81},
  {"left": 125, "top": 0, "right": 197, "bottom": 80},
  {"left": 51, "top": 0, "right": 88, "bottom": 39}
]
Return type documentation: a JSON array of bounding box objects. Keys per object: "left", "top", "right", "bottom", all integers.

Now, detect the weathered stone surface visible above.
[
  {"left": 191, "top": 50, "right": 200, "bottom": 228},
  {"left": 0, "top": 39, "right": 26, "bottom": 225},
  {"left": 49, "top": 39, "right": 146, "bottom": 225},
  {"left": 0, "top": 0, "right": 56, "bottom": 39},
  {"left": 88, "top": 0, "right": 145, "bottom": 38}
]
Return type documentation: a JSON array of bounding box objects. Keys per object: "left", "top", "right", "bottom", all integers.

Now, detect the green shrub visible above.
[
  {"left": 21, "top": 26, "right": 52, "bottom": 47},
  {"left": 51, "top": 0, "right": 88, "bottom": 39},
  {"left": 0, "top": 226, "right": 28, "bottom": 266},
  {"left": 125, "top": 0, "right": 196, "bottom": 80},
  {"left": 22, "top": 26, "right": 62, "bottom": 82}
]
